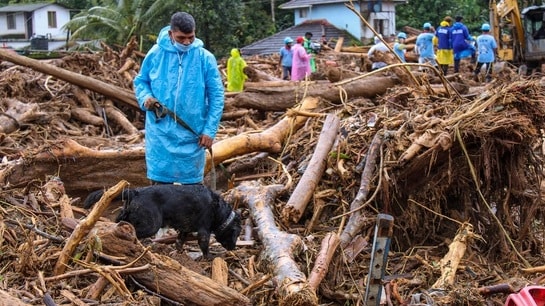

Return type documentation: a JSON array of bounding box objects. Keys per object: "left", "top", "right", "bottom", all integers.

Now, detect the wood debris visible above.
[{"left": 0, "top": 40, "right": 544, "bottom": 306}]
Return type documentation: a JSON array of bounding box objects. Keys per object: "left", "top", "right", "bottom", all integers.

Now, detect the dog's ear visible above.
[{"left": 236, "top": 208, "right": 250, "bottom": 220}]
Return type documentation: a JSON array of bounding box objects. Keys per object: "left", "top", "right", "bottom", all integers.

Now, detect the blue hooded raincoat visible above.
[{"left": 134, "top": 26, "right": 224, "bottom": 184}]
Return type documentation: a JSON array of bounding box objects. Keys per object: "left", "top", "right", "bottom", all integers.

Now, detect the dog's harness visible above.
[
  {"left": 152, "top": 101, "right": 217, "bottom": 190},
  {"left": 217, "top": 211, "right": 236, "bottom": 234}
]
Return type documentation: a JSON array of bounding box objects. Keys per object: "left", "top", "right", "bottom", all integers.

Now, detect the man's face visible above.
[{"left": 169, "top": 29, "right": 195, "bottom": 46}]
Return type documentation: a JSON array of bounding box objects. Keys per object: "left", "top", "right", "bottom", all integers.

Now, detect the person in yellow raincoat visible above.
[
  {"left": 227, "top": 48, "right": 247, "bottom": 92},
  {"left": 435, "top": 20, "right": 454, "bottom": 75}
]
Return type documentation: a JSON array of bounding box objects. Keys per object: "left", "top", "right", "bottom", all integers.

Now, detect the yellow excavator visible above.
[{"left": 490, "top": 0, "right": 545, "bottom": 71}]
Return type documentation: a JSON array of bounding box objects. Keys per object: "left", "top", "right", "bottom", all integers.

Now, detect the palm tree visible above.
[{"left": 63, "top": 0, "right": 178, "bottom": 51}]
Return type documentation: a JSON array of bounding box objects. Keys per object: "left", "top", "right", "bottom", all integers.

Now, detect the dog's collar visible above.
[{"left": 217, "top": 211, "right": 236, "bottom": 233}]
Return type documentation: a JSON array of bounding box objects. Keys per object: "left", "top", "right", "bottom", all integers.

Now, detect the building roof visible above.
[
  {"left": 0, "top": 2, "right": 66, "bottom": 13},
  {"left": 280, "top": 0, "right": 349, "bottom": 9},
  {"left": 241, "top": 19, "right": 355, "bottom": 56}
]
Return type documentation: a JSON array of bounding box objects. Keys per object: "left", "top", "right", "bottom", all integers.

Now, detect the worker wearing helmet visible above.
[
  {"left": 393, "top": 32, "right": 407, "bottom": 62},
  {"left": 279, "top": 37, "right": 294, "bottom": 80},
  {"left": 435, "top": 20, "right": 453, "bottom": 75},
  {"left": 367, "top": 34, "right": 389, "bottom": 70},
  {"left": 303, "top": 32, "right": 317, "bottom": 72},
  {"left": 474, "top": 23, "right": 497, "bottom": 83},
  {"left": 416, "top": 22, "right": 437, "bottom": 71}
]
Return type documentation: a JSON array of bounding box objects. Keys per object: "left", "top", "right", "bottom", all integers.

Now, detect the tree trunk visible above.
[
  {"left": 0, "top": 138, "right": 147, "bottom": 192},
  {"left": 340, "top": 131, "right": 384, "bottom": 248},
  {"left": 307, "top": 232, "right": 340, "bottom": 290},
  {"left": 431, "top": 222, "right": 477, "bottom": 289},
  {"left": 55, "top": 180, "right": 129, "bottom": 275},
  {"left": 229, "top": 181, "right": 318, "bottom": 306},
  {"left": 0, "top": 48, "right": 138, "bottom": 109},
  {"left": 205, "top": 96, "right": 320, "bottom": 172},
  {"left": 281, "top": 114, "right": 340, "bottom": 224},
  {"left": 90, "top": 221, "right": 251, "bottom": 305},
  {"left": 0, "top": 97, "right": 320, "bottom": 194},
  {"left": 244, "top": 66, "right": 283, "bottom": 82},
  {"left": 234, "top": 76, "right": 399, "bottom": 111}
]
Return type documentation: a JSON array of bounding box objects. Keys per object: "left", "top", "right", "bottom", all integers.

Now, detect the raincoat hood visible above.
[
  {"left": 230, "top": 48, "right": 241, "bottom": 57},
  {"left": 452, "top": 22, "right": 465, "bottom": 30},
  {"left": 157, "top": 26, "right": 204, "bottom": 53},
  {"left": 133, "top": 24, "right": 224, "bottom": 184}
]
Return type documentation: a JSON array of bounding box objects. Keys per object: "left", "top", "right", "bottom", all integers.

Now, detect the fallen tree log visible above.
[
  {"left": 244, "top": 66, "right": 283, "bottom": 82},
  {"left": 431, "top": 222, "right": 479, "bottom": 289},
  {"left": 88, "top": 221, "right": 251, "bottom": 305},
  {"left": 0, "top": 48, "right": 138, "bottom": 109},
  {"left": 281, "top": 114, "right": 340, "bottom": 224},
  {"left": 0, "top": 138, "right": 147, "bottom": 192},
  {"left": 307, "top": 232, "right": 340, "bottom": 291},
  {"left": 0, "top": 97, "right": 320, "bottom": 193},
  {"left": 54, "top": 180, "right": 129, "bottom": 275},
  {"left": 244, "top": 81, "right": 293, "bottom": 89},
  {"left": 340, "top": 131, "right": 384, "bottom": 248},
  {"left": 229, "top": 181, "right": 318, "bottom": 306},
  {"left": 234, "top": 76, "right": 400, "bottom": 111},
  {"left": 205, "top": 96, "right": 320, "bottom": 172}
]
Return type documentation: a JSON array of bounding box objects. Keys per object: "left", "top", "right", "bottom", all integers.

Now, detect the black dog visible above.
[{"left": 83, "top": 184, "right": 242, "bottom": 259}]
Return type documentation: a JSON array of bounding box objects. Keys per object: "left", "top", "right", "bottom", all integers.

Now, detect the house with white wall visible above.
[
  {"left": 0, "top": 2, "right": 72, "bottom": 50},
  {"left": 279, "top": 0, "right": 408, "bottom": 42}
]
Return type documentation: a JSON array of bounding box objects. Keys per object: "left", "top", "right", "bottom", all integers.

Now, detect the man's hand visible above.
[
  {"left": 144, "top": 97, "right": 159, "bottom": 110},
  {"left": 199, "top": 135, "right": 213, "bottom": 149}
]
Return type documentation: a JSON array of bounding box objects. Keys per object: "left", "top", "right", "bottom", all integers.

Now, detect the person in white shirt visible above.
[{"left": 367, "top": 35, "right": 389, "bottom": 70}]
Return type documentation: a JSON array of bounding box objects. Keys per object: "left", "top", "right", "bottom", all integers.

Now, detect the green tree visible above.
[
  {"left": 235, "top": 0, "right": 293, "bottom": 46},
  {"left": 181, "top": 0, "right": 244, "bottom": 58},
  {"left": 62, "top": 0, "right": 178, "bottom": 51},
  {"left": 396, "top": 0, "right": 489, "bottom": 35}
]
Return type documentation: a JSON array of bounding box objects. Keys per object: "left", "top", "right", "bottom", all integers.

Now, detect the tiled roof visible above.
[
  {"left": 0, "top": 3, "right": 59, "bottom": 13},
  {"left": 241, "top": 19, "right": 355, "bottom": 56}
]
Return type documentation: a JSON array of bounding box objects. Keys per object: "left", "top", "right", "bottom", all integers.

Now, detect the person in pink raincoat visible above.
[{"left": 291, "top": 36, "right": 312, "bottom": 81}]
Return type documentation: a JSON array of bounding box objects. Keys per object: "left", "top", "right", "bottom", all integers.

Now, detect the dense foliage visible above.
[{"left": 396, "top": 0, "right": 488, "bottom": 35}]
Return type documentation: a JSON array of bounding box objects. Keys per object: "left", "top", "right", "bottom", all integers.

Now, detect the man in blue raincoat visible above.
[{"left": 134, "top": 12, "right": 224, "bottom": 185}]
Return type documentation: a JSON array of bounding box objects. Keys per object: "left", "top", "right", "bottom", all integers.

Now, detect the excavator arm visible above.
[{"left": 489, "top": 0, "right": 525, "bottom": 62}]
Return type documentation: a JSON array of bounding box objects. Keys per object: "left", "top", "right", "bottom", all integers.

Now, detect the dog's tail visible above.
[{"left": 82, "top": 188, "right": 137, "bottom": 209}]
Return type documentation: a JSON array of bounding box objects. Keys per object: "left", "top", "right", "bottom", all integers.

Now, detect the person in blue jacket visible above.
[
  {"left": 279, "top": 37, "right": 294, "bottom": 80},
  {"left": 393, "top": 32, "right": 407, "bottom": 62},
  {"left": 415, "top": 23, "right": 437, "bottom": 70},
  {"left": 133, "top": 12, "right": 224, "bottom": 185},
  {"left": 474, "top": 23, "right": 497, "bottom": 83},
  {"left": 451, "top": 15, "right": 476, "bottom": 73}
]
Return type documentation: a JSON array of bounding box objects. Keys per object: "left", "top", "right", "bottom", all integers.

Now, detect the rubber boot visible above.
[
  {"left": 441, "top": 65, "right": 448, "bottom": 75},
  {"left": 454, "top": 60, "right": 460, "bottom": 73}
]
